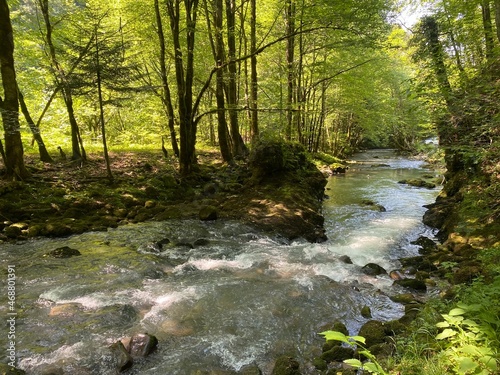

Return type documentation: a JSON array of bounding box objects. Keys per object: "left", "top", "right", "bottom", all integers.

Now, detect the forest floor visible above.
[{"left": 0, "top": 149, "right": 327, "bottom": 243}]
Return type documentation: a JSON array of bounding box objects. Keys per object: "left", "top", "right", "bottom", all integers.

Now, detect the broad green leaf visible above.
[
  {"left": 459, "top": 345, "right": 480, "bottom": 355},
  {"left": 344, "top": 359, "right": 363, "bottom": 368},
  {"left": 458, "top": 357, "right": 478, "bottom": 373},
  {"left": 319, "top": 330, "right": 348, "bottom": 343},
  {"left": 449, "top": 308, "right": 466, "bottom": 316},
  {"left": 363, "top": 362, "right": 380, "bottom": 372},
  {"left": 351, "top": 335, "right": 366, "bottom": 344},
  {"left": 436, "top": 328, "right": 457, "bottom": 340},
  {"left": 436, "top": 321, "right": 450, "bottom": 328}
]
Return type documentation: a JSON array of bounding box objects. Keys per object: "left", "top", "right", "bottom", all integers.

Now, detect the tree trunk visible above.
[
  {"left": 249, "top": 0, "right": 259, "bottom": 141},
  {"left": 166, "top": 0, "right": 199, "bottom": 176},
  {"left": 18, "top": 89, "right": 53, "bottom": 163},
  {"left": 154, "top": 0, "right": 180, "bottom": 157},
  {"left": 38, "top": 0, "right": 85, "bottom": 162},
  {"left": 225, "top": 0, "right": 247, "bottom": 157},
  {"left": 285, "top": 0, "right": 296, "bottom": 141},
  {"left": 495, "top": 0, "right": 500, "bottom": 43},
  {"left": 0, "top": 0, "right": 30, "bottom": 180},
  {"left": 481, "top": 0, "right": 495, "bottom": 61},
  {"left": 95, "top": 29, "right": 113, "bottom": 181}
]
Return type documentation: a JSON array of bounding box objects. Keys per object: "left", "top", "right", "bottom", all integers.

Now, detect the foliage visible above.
[{"left": 319, "top": 330, "right": 389, "bottom": 374}]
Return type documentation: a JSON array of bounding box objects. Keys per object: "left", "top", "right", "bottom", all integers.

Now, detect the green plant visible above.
[
  {"left": 319, "top": 330, "right": 389, "bottom": 375},
  {"left": 435, "top": 306, "right": 498, "bottom": 374}
]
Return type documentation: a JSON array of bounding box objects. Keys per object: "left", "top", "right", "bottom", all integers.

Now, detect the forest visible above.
[{"left": 2, "top": 0, "right": 500, "bottom": 374}]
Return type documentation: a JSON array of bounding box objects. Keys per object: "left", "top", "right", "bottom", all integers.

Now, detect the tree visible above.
[{"left": 0, "top": 0, "right": 30, "bottom": 180}]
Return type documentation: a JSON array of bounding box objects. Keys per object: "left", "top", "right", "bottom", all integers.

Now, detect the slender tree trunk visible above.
[
  {"left": 95, "top": 30, "right": 113, "bottom": 181},
  {"left": 154, "top": 0, "right": 180, "bottom": 157},
  {"left": 0, "top": 137, "right": 6, "bottom": 166},
  {"left": 166, "top": 0, "right": 199, "bottom": 176},
  {"left": 225, "top": 0, "right": 247, "bottom": 157},
  {"left": 18, "top": 89, "right": 53, "bottom": 163},
  {"left": 249, "top": 0, "right": 259, "bottom": 141},
  {"left": 481, "top": 0, "right": 495, "bottom": 61},
  {"left": 495, "top": 0, "right": 500, "bottom": 43},
  {"left": 38, "top": 0, "right": 85, "bottom": 161},
  {"left": 285, "top": 0, "right": 295, "bottom": 141},
  {"left": 0, "top": 0, "right": 30, "bottom": 180}
]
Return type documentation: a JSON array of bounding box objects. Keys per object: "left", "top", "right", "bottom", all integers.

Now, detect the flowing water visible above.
[{"left": 0, "top": 150, "right": 440, "bottom": 374}]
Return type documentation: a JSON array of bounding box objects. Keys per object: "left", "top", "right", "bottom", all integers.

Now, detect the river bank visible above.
[{"left": 0, "top": 141, "right": 326, "bottom": 243}]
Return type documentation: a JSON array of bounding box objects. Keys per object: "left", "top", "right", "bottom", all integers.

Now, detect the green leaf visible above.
[
  {"left": 344, "top": 358, "right": 363, "bottom": 368},
  {"left": 319, "top": 330, "right": 349, "bottom": 343},
  {"left": 436, "top": 321, "right": 450, "bottom": 328},
  {"left": 458, "top": 357, "right": 478, "bottom": 374},
  {"left": 449, "top": 308, "right": 466, "bottom": 316},
  {"left": 351, "top": 335, "right": 366, "bottom": 344},
  {"left": 436, "top": 328, "right": 457, "bottom": 340}
]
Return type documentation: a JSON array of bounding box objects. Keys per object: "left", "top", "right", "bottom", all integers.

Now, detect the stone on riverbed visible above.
[
  {"left": 43, "top": 246, "right": 81, "bottom": 258},
  {"left": 361, "top": 263, "right": 387, "bottom": 276},
  {"left": 109, "top": 341, "right": 133, "bottom": 372}
]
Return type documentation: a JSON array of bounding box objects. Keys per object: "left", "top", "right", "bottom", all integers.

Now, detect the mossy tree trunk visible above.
[{"left": 0, "top": 0, "right": 30, "bottom": 180}]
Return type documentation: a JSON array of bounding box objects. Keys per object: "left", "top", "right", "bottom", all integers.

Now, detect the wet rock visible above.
[
  {"left": 390, "top": 293, "right": 416, "bottom": 304},
  {"left": 109, "top": 341, "right": 133, "bottom": 373},
  {"left": 128, "top": 333, "right": 158, "bottom": 358},
  {"left": 34, "top": 364, "right": 64, "bottom": 375},
  {"left": 0, "top": 364, "right": 26, "bottom": 374},
  {"left": 422, "top": 199, "right": 455, "bottom": 230},
  {"left": 360, "top": 199, "right": 386, "bottom": 212},
  {"left": 271, "top": 356, "right": 301, "bottom": 375},
  {"left": 398, "top": 179, "right": 435, "bottom": 189},
  {"left": 393, "top": 278, "right": 427, "bottom": 292},
  {"left": 240, "top": 365, "right": 263, "bottom": 375},
  {"left": 358, "top": 320, "right": 386, "bottom": 348},
  {"left": 400, "top": 256, "right": 437, "bottom": 272},
  {"left": 155, "top": 238, "right": 171, "bottom": 249},
  {"left": 44, "top": 223, "right": 73, "bottom": 237},
  {"left": 339, "top": 255, "right": 353, "bottom": 264},
  {"left": 199, "top": 206, "right": 218, "bottom": 221},
  {"left": 49, "top": 303, "right": 83, "bottom": 317},
  {"left": 44, "top": 246, "right": 81, "bottom": 258},
  {"left": 193, "top": 238, "right": 210, "bottom": 247},
  {"left": 411, "top": 236, "right": 438, "bottom": 254},
  {"left": 389, "top": 270, "right": 404, "bottom": 280},
  {"left": 361, "top": 305, "right": 372, "bottom": 318},
  {"left": 4, "top": 225, "right": 22, "bottom": 238},
  {"left": 361, "top": 263, "right": 387, "bottom": 276},
  {"left": 312, "top": 357, "right": 328, "bottom": 371},
  {"left": 321, "top": 346, "right": 355, "bottom": 363}
]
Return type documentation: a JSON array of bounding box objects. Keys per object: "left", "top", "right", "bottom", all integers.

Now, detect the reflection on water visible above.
[{"left": 0, "top": 150, "right": 440, "bottom": 374}]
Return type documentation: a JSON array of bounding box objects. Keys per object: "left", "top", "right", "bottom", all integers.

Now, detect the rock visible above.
[
  {"left": 155, "top": 238, "right": 171, "bottom": 249},
  {"left": 109, "top": 341, "right": 133, "bottom": 373},
  {"left": 144, "top": 200, "right": 156, "bottom": 208},
  {"left": 199, "top": 206, "right": 218, "bottom": 221},
  {"left": 358, "top": 320, "right": 386, "bottom": 348},
  {"left": 411, "top": 236, "right": 438, "bottom": 254},
  {"left": 361, "top": 263, "right": 387, "bottom": 276},
  {"left": 193, "top": 238, "right": 210, "bottom": 247},
  {"left": 44, "top": 246, "right": 81, "bottom": 258},
  {"left": 389, "top": 270, "right": 404, "bottom": 280},
  {"left": 4, "top": 225, "right": 22, "bottom": 238},
  {"left": 312, "top": 357, "right": 328, "bottom": 371},
  {"left": 361, "top": 305, "right": 372, "bottom": 318},
  {"left": 239, "top": 365, "right": 263, "bottom": 375},
  {"left": 390, "top": 293, "right": 416, "bottom": 304},
  {"left": 360, "top": 199, "right": 386, "bottom": 212},
  {"left": 128, "top": 333, "right": 158, "bottom": 358},
  {"left": 393, "top": 278, "right": 427, "bottom": 291},
  {"left": 398, "top": 179, "right": 435, "bottom": 189},
  {"left": 321, "top": 346, "right": 355, "bottom": 363},
  {"left": 339, "top": 255, "right": 353, "bottom": 264},
  {"left": 49, "top": 303, "right": 83, "bottom": 317},
  {"left": 271, "top": 356, "right": 301, "bottom": 375}
]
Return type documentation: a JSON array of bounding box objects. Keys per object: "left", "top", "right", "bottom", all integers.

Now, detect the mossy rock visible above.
[
  {"left": 358, "top": 320, "right": 386, "bottom": 348},
  {"left": 393, "top": 278, "right": 427, "bottom": 291},
  {"left": 321, "top": 346, "right": 355, "bottom": 363},
  {"left": 398, "top": 179, "right": 436, "bottom": 189},
  {"left": 0, "top": 364, "right": 26, "bottom": 375},
  {"left": 312, "top": 357, "right": 328, "bottom": 371},
  {"left": 44, "top": 246, "right": 81, "bottom": 258},
  {"left": 199, "top": 206, "right": 218, "bottom": 221},
  {"left": 271, "top": 355, "right": 301, "bottom": 375},
  {"left": 361, "top": 263, "right": 387, "bottom": 276},
  {"left": 361, "top": 305, "right": 372, "bottom": 318}
]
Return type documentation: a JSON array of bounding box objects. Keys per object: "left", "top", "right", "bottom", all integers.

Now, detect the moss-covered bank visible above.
[{"left": 0, "top": 141, "right": 327, "bottom": 243}]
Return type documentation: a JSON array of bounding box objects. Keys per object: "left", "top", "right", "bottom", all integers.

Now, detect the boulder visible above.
[
  {"left": 320, "top": 345, "right": 355, "bottom": 362},
  {"left": 358, "top": 320, "right": 386, "bottom": 348},
  {"left": 393, "top": 278, "right": 427, "bottom": 292},
  {"left": 398, "top": 179, "right": 435, "bottom": 189},
  {"left": 361, "top": 263, "right": 387, "bottom": 276},
  {"left": 271, "top": 356, "right": 301, "bottom": 375},
  {"left": 361, "top": 305, "right": 372, "bottom": 318},
  {"left": 109, "top": 341, "right": 133, "bottom": 372},
  {"left": 199, "top": 206, "right": 218, "bottom": 221},
  {"left": 339, "top": 255, "right": 353, "bottom": 264},
  {"left": 44, "top": 246, "right": 81, "bottom": 258},
  {"left": 128, "top": 333, "right": 158, "bottom": 358}
]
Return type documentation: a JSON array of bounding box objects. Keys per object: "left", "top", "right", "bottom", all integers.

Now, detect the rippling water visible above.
[{"left": 0, "top": 150, "right": 440, "bottom": 374}]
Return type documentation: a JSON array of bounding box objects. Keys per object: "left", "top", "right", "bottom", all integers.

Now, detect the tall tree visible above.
[
  {"left": 154, "top": 0, "right": 180, "bottom": 157},
  {"left": 38, "top": 0, "right": 86, "bottom": 161},
  {"left": 0, "top": 0, "right": 30, "bottom": 180}
]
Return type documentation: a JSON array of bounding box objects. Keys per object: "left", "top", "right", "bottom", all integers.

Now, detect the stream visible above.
[{"left": 0, "top": 150, "right": 440, "bottom": 374}]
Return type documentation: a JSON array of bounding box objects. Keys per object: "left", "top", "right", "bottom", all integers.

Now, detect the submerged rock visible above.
[
  {"left": 109, "top": 341, "right": 133, "bottom": 372},
  {"left": 44, "top": 246, "right": 81, "bottom": 258}
]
